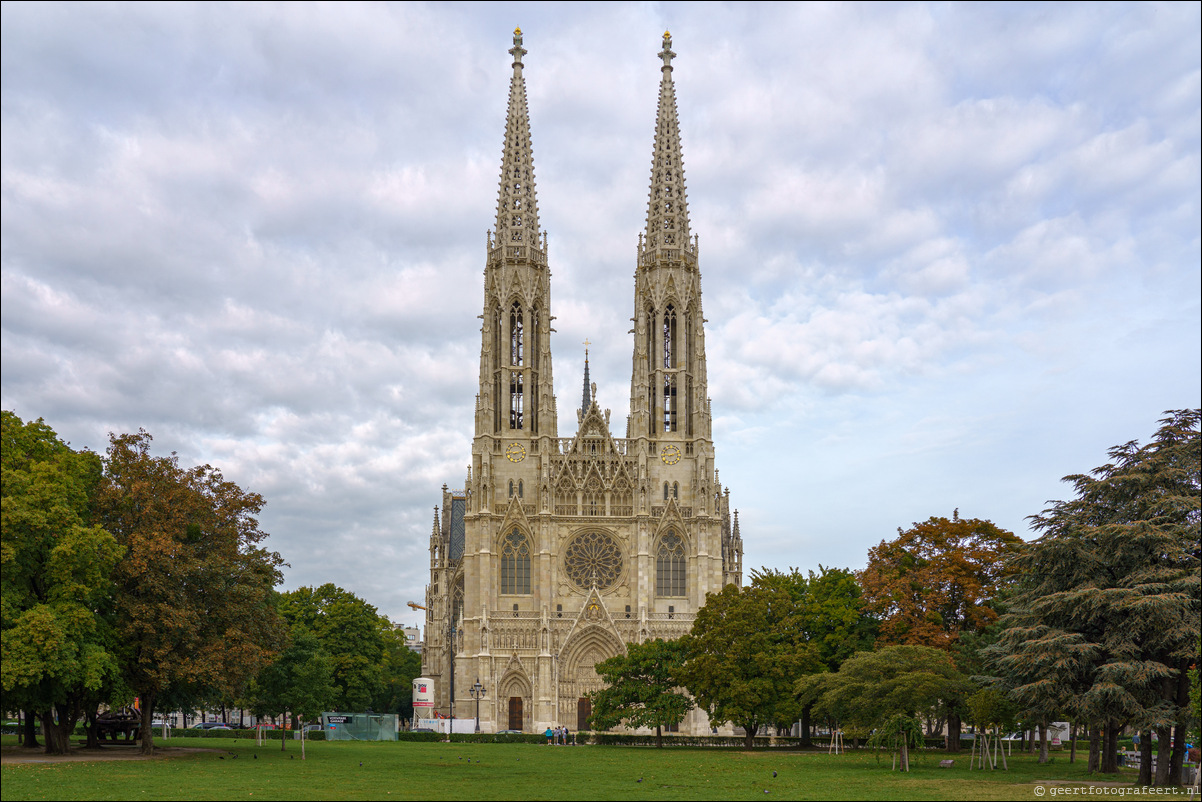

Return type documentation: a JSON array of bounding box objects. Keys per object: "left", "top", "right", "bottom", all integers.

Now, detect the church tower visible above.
[
  {"left": 420, "top": 30, "right": 743, "bottom": 737},
  {"left": 629, "top": 32, "right": 741, "bottom": 588}
]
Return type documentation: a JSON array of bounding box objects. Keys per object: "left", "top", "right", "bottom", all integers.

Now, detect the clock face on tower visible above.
[
  {"left": 505, "top": 443, "right": 527, "bottom": 463},
  {"left": 660, "top": 444, "right": 682, "bottom": 465}
]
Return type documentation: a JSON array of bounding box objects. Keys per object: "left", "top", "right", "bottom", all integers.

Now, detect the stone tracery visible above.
[{"left": 563, "top": 531, "right": 624, "bottom": 592}]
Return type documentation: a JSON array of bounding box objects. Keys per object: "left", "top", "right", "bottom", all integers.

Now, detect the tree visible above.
[
  {"left": 682, "top": 578, "right": 822, "bottom": 748},
  {"left": 753, "top": 566, "right": 877, "bottom": 743},
  {"left": 797, "top": 645, "right": 971, "bottom": 771},
  {"left": 1, "top": 413, "right": 125, "bottom": 754},
  {"left": 277, "top": 584, "right": 387, "bottom": 712},
  {"left": 587, "top": 638, "right": 693, "bottom": 747},
  {"left": 97, "top": 429, "right": 287, "bottom": 754},
  {"left": 250, "top": 626, "right": 334, "bottom": 758},
  {"left": 966, "top": 687, "right": 1017, "bottom": 770},
  {"left": 859, "top": 512, "right": 1021, "bottom": 748},
  {"left": 992, "top": 409, "right": 1200, "bottom": 783},
  {"left": 371, "top": 624, "right": 423, "bottom": 722}
]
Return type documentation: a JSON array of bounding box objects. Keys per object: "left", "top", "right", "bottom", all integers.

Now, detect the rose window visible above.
[{"left": 563, "top": 531, "right": 624, "bottom": 591}]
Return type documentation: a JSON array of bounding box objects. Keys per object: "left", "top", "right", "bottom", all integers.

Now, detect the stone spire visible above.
[
  {"left": 628, "top": 32, "right": 709, "bottom": 442},
  {"left": 640, "top": 31, "right": 692, "bottom": 260},
  {"left": 477, "top": 28, "right": 556, "bottom": 439},
  {"left": 581, "top": 342, "right": 592, "bottom": 417},
  {"left": 494, "top": 27, "right": 543, "bottom": 251}
]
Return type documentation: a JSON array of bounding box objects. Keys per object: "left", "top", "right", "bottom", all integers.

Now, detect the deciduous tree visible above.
[
  {"left": 1, "top": 413, "right": 124, "bottom": 754},
  {"left": 859, "top": 512, "right": 1021, "bottom": 747},
  {"left": 797, "top": 645, "right": 971, "bottom": 770},
  {"left": 588, "top": 638, "right": 693, "bottom": 747},
  {"left": 754, "top": 566, "right": 877, "bottom": 743},
  {"left": 250, "top": 626, "right": 334, "bottom": 757},
  {"left": 371, "top": 624, "right": 423, "bottom": 722},
  {"left": 277, "top": 584, "right": 387, "bottom": 712},
  {"left": 97, "top": 430, "right": 287, "bottom": 754},
  {"left": 682, "top": 578, "right": 822, "bottom": 748}
]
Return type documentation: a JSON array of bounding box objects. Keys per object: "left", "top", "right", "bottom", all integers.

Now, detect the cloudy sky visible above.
[{"left": 3, "top": 2, "right": 1199, "bottom": 627}]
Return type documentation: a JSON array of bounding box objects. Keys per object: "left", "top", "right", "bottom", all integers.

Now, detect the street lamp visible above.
[
  {"left": 469, "top": 678, "right": 486, "bottom": 733},
  {"left": 447, "top": 623, "right": 457, "bottom": 737}
]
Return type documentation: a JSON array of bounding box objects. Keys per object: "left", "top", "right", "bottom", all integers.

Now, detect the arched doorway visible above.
[{"left": 558, "top": 626, "right": 624, "bottom": 731}]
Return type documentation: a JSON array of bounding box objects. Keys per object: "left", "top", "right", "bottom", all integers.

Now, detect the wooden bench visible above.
[{"left": 939, "top": 760, "right": 954, "bottom": 768}]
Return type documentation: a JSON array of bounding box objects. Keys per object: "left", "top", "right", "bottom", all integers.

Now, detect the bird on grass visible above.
[{"left": 772, "top": 771, "right": 777, "bottom": 777}]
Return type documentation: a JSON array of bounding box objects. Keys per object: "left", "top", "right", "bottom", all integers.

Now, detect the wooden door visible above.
[
  {"left": 508, "top": 697, "right": 523, "bottom": 731},
  {"left": 577, "top": 697, "right": 592, "bottom": 732}
]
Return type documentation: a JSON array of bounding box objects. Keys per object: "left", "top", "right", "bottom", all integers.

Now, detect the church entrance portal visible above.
[
  {"left": 508, "top": 697, "right": 523, "bottom": 731},
  {"left": 577, "top": 698, "right": 592, "bottom": 732}
]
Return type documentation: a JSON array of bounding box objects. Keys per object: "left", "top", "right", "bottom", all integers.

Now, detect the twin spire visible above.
[
  {"left": 494, "top": 29, "right": 691, "bottom": 260},
  {"left": 494, "top": 27, "right": 543, "bottom": 252},
  {"left": 642, "top": 31, "right": 693, "bottom": 257}
]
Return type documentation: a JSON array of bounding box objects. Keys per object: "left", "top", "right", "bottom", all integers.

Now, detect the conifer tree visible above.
[{"left": 992, "top": 409, "right": 1200, "bottom": 783}]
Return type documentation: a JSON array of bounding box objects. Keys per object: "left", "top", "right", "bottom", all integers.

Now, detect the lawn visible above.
[{"left": 0, "top": 736, "right": 1185, "bottom": 801}]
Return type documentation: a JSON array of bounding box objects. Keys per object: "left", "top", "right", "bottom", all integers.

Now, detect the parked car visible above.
[{"left": 190, "top": 722, "right": 232, "bottom": 730}]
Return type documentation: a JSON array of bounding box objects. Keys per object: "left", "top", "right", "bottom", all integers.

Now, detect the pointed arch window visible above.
[
  {"left": 518, "top": 480, "right": 524, "bottom": 499},
  {"left": 493, "top": 306, "right": 503, "bottom": 433},
  {"left": 673, "top": 482, "right": 679, "bottom": 500},
  {"left": 663, "top": 305, "right": 676, "bottom": 368},
  {"left": 656, "top": 531, "right": 686, "bottom": 597},
  {"left": 583, "top": 476, "right": 603, "bottom": 516},
  {"left": 452, "top": 574, "right": 465, "bottom": 626},
  {"left": 510, "top": 302, "right": 524, "bottom": 367},
  {"left": 500, "top": 529, "right": 531, "bottom": 595},
  {"left": 508, "top": 480, "right": 515, "bottom": 498},
  {"left": 531, "top": 307, "right": 541, "bottom": 371},
  {"left": 663, "top": 375, "right": 677, "bottom": 432},
  {"left": 510, "top": 371, "right": 523, "bottom": 430}
]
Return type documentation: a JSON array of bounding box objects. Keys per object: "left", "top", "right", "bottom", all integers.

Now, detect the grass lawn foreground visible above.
[{"left": 0, "top": 735, "right": 1188, "bottom": 801}]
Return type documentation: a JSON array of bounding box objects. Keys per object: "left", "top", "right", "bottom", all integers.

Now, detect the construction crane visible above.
[{"left": 407, "top": 601, "right": 427, "bottom": 612}]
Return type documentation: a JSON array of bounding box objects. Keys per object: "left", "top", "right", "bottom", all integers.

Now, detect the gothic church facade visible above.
[{"left": 421, "top": 30, "right": 743, "bottom": 735}]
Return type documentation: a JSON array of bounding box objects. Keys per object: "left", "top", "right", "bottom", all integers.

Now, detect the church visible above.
[{"left": 420, "top": 29, "right": 744, "bottom": 735}]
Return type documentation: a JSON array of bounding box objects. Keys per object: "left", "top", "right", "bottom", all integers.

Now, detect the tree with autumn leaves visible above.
[
  {"left": 858, "top": 512, "right": 1022, "bottom": 747},
  {"left": 97, "top": 430, "right": 288, "bottom": 754},
  {"left": 2, "top": 415, "right": 289, "bottom": 756}
]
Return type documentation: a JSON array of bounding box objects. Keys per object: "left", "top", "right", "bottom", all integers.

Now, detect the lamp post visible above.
[
  {"left": 469, "top": 678, "right": 486, "bottom": 733},
  {"left": 447, "top": 623, "right": 456, "bottom": 737}
]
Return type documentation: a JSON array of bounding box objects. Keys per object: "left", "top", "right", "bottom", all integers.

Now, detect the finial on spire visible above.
[
  {"left": 510, "top": 26, "right": 527, "bottom": 69},
  {"left": 659, "top": 30, "right": 675, "bottom": 70}
]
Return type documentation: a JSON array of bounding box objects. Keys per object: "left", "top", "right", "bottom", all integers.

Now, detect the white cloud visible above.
[{"left": 3, "top": 2, "right": 1198, "bottom": 621}]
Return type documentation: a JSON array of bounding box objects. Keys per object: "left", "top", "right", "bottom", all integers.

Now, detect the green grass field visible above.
[{"left": 0, "top": 736, "right": 1185, "bottom": 801}]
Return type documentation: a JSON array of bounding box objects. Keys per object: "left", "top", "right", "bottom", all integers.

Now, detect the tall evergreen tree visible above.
[{"left": 992, "top": 409, "right": 1200, "bottom": 783}]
